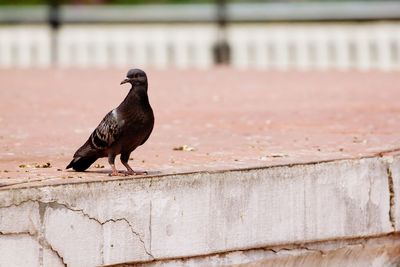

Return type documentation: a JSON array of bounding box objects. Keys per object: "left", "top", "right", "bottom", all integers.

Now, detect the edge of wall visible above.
[{"left": 0, "top": 155, "right": 399, "bottom": 266}]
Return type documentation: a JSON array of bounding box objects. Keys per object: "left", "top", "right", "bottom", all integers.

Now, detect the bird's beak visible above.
[{"left": 120, "top": 78, "right": 130, "bottom": 85}]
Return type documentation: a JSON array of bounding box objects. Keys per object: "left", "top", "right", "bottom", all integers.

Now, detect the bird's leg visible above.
[
  {"left": 121, "top": 153, "right": 148, "bottom": 176},
  {"left": 108, "top": 154, "right": 125, "bottom": 176}
]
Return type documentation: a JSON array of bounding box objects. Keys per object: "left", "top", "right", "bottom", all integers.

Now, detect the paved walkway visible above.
[{"left": 1, "top": 69, "right": 400, "bottom": 189}]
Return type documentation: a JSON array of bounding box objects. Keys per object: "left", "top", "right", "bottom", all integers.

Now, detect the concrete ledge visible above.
[{"left": 0, "top": 155, "right": 398, "bottom": 266}]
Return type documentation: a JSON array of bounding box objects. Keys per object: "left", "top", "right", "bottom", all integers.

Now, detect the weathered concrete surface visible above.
[
  {"left": 0, "top": 156, "right": 399, "bottom": 266},
  {"left": 0, "top": 70, "right": 400, "bottom": 266}
]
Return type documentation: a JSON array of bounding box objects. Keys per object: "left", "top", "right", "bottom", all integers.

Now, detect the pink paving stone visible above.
[{"left": 0, "top": 68, "right": 400, "bottom": 189}]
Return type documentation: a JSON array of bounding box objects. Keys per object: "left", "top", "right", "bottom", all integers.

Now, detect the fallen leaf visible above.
[
  {"left": 93, "top": 164, "right": 104, "bottom": 169},
  {"left": 173, "top": 145, "right": 195, "bottom": 152},
  {"left": 35, "top": 162, "right": 51, "bottom": 168}
]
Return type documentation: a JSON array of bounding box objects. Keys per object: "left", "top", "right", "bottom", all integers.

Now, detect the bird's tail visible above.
[{"left": 66, "top": 155, "right": 98, "bottom": 172}]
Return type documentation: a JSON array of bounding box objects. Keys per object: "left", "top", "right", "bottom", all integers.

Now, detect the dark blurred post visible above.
[
  {"left": 48, "top": 0, "right": 60, "bottom": 65},
  {"left": 213, "top": 0, "right": 230, "bottom": 65}
]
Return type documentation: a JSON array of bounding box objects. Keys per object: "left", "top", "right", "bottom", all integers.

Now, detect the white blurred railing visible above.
[
  {"left": 229, "top": 24, "right": 400, "bottom": 71},
  {"left": 0, "top": 23, "right": 399, "bottom": 70},
  {"left": 0, "top": 26, "right": 51, "bottom": 68},
  {"left": 57, "top": 25, "right": 216, "bottom": 69}
]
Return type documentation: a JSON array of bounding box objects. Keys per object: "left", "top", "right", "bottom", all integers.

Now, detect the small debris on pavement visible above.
[
  {"left": 173, "top": 145, "right": 196, "bottom": 152},
  {"left": 19, "top": 163, "right": 52, "bottom": 169},
  {"left": 269, "top": 154, "right": 288, "bottom": 158},
  {"left": 353, "top": 136, "right": 367, "bottom": 144},
  {"left": 35, "top": 162, "right": 51, "bottom": 168},
  {"left": 57, "top": 168, "right": 63, "bottom": 171},
  {"left": 94, "top": 164, "right": 104, "bottom": 168},
  {"left": 259, "top": 154, "right": 289, "bottom": 160}
]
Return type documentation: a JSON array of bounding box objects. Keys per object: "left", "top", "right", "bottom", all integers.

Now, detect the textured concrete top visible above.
[{"left": 1, "top": 69, "right": 399, "bottom": 189}]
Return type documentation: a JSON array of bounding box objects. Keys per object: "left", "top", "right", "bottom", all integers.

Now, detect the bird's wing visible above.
[
  {"left": 67, "top": 110, "right": 122, "bottom": 170},
  {"left": 89, "top": 110, "right": 123, "bottom": 150}
]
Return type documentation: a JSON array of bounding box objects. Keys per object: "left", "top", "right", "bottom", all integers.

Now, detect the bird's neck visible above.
[{"left": 117, "top": 85, "right": 150, "bottom": 113}]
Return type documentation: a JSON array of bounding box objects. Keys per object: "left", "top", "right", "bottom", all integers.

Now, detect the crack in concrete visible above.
[
  {"left": 149, "top": 200, "right": 152, "bottom": 254},
  {"left": 0, "top": 199, "right": 154, "bottom": 264},
  {"left": 0, "top": 198, "right": 39, "bottom": 210},
  {"left": 0, "top": 228, "right": 67, "bottom": 266},
  {"left": 40, "top": 237, "right": 68, "bottom": 267},
  {"left": 38, "top": 202, "right": 68, "bottom": 267},
  {"left": 46, "top": 201, "right": 154, "bottom": 259},
  {"left": 0, "top": 230, "right": 34, "bottom": 237},
  {"left": 269, "top": 246, "right": 325, "bottom": 256},
  {"left": 386, "top": 165, "right": 396, "bottom": 231}
]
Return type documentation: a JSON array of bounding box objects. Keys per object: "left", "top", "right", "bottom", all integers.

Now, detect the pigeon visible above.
[{"left": 66, "top": 68, "right": 154, "bottom": 176}]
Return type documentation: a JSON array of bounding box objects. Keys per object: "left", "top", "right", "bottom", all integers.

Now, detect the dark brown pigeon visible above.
[{"left": 66, "top": 69, "right": 154, "bottom": 176}]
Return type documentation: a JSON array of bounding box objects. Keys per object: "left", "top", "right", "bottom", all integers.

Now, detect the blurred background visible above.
[{"left": 0, "top": 0, "right": 399, "bottom": 70}]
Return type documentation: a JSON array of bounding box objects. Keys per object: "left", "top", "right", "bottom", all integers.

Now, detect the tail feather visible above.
[{"left": 66, "top": 156, "right": 98, "bottom": 172}]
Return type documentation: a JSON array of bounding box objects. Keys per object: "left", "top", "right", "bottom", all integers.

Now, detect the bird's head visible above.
[{"left": 120, "top": 69, "right": 147, "bottom": 87}]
